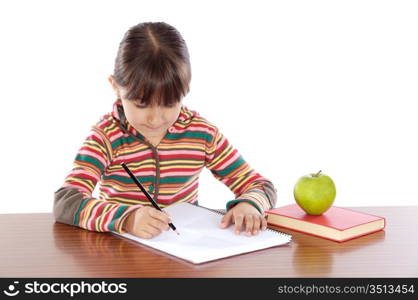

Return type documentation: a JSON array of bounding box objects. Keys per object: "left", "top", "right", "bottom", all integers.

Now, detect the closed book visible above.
[{"left": 266, "top": 204, "right": 385, "bottom": 242}]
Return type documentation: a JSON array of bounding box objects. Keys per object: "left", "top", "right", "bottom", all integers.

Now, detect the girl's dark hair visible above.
[{"left": 113, "top": 22, "right": 191, "bottom": 107}]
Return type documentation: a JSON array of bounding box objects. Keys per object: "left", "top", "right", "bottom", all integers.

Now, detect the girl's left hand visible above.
[{"left": 219, "top": 202, "right": 268, "bottom": 236}]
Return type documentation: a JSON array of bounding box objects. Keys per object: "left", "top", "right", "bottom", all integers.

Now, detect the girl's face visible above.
[
  {"left": 108, "top": 76, "right": 182, "bottom": 138},
  {"left": 121, "top": 97, "right": 182, "bottom": 138}
]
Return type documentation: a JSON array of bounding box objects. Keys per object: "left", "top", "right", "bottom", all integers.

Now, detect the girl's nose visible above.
[{"left": 147, "top": 108, "right": 164, "bottom": 126}]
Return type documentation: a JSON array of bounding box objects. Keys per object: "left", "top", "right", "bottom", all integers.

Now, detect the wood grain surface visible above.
[{"left": 1, "top": 206, "right": 417, "bottom": 277}]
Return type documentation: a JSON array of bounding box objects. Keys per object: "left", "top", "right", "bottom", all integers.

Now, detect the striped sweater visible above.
[{"left": 53, "top": 99, "right": 277, "bottom": 233}]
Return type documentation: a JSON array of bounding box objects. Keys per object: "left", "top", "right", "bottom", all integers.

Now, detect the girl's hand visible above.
[
  {"left": 123, "top": 206, "right": 172, "bottom": 239},
  {"left": 219, "top": 202, "right": 268, "bottom": 236}
]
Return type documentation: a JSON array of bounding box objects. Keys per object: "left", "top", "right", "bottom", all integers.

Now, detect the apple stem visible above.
[{"left": 314, "top": 170, "right": 322, "bottom": 177}]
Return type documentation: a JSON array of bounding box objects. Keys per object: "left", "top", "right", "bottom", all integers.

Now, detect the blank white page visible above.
[{"left": 113, "top": 202, "right": 292, "bottom": 264}]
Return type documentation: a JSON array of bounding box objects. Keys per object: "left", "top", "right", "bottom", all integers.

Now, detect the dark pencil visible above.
[{"left": 121, "top": 162, "right": 180, "bottom": 235}]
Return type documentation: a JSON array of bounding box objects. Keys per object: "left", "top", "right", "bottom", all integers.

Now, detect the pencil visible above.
[{"left": 121, "top": 162, "right": 180, "bottom": 235}]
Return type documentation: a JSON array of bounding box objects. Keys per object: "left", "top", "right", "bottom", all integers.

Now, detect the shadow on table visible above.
[
  {"left": 52, "top": 222, "right": 250, "bottom": 276},
  {"left": 289, "top": 228, "right": 386, "bottom": 275}
]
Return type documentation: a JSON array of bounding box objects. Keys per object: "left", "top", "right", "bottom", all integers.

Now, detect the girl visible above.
[{"left": 54, "top": 22, "right": 277, "bottom": 239}]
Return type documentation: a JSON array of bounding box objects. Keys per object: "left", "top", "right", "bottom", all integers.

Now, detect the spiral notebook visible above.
[{"left": 113, "top": 202, "right": 292, "bottom": 264}]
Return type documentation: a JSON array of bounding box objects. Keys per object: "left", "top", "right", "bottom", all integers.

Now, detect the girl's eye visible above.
[{"left": 133, "top": 102, "right": 176, "bottom": 109}]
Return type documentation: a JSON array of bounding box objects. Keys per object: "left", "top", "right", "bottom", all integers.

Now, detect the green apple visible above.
[{"left": 293, "top": 170, "right": 336, "bottom": 215}]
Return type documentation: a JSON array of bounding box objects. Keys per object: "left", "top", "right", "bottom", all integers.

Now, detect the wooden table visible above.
[{"left": 1, "top": 206, "right": 417, "bottom": 277}]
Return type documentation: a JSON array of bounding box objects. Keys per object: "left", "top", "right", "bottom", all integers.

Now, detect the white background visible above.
[{"left": 0, "top": 0, "right": 416, "bottom": 213}]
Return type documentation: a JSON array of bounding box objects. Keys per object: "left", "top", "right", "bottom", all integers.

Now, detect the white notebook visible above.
[{"left": 113, "top": 202, "right": 292, "bottom": 264}]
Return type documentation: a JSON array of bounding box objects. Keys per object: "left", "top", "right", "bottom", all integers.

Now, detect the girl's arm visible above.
[
  {"left": 53, "top": 126, "right": 141, "bottom": 233},
  {"left": 205, "top": 127, "right": 277, "bottom": 214}
]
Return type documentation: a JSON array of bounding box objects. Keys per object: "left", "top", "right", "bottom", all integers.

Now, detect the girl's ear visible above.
[{"left": 108, "top": 75, "right": 121, "bottom": 99}]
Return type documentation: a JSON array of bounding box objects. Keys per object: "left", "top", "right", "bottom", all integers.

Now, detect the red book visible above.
[{"left": 266, "top": 204, "right": 386, "bottom": 242}]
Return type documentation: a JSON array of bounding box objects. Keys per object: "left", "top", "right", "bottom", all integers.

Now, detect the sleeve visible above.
[
  {"left": 205, "top": 127, "right": 277, "bottom": 214},
  {"left": 53, "top": 126, "right": 141, "bottom": 233}
]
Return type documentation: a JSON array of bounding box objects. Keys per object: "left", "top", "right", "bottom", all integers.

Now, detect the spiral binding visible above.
[{"left": 200, "top": 206, "right": 292, "bottom": 238}]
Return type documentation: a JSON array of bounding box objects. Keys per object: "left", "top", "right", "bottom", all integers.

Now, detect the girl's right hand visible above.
[{"left": 122, "top": 206, "right": 172, "bottom": 239}]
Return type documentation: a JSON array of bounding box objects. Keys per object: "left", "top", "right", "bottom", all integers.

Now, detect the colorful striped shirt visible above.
[{"left": 54, "top": 99, "right": 277, "bottom": 233}]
